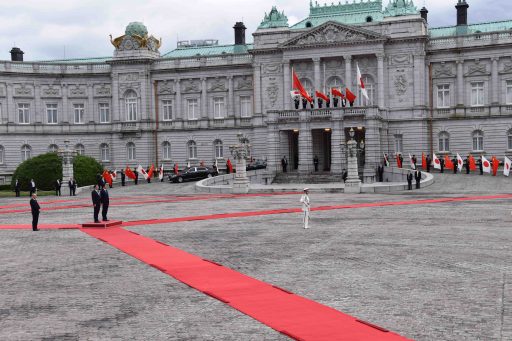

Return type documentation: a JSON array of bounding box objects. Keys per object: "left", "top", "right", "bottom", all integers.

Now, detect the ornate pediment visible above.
[
  {"left": 464, "top": 61, "right": 490, "bottom": 77},
  {"left": 433, "top": 63, "right": 455, "bottom": 78},
  {"left": 281, "top": 21, "right": 386, "bottom": 48}
]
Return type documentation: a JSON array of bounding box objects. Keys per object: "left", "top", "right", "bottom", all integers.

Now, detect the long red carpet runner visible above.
[{"left": 82, "top": 227, "right": 411, "bottom": 340}]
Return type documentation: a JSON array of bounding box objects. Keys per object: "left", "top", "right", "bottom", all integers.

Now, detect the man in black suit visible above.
[
  {"left": 415, "top": 169, "right": 422, "bottom": 189},
  {"left": 452, "top": 156, "right": 457, "bottom": 174},
  {"left": 313, "top": 155, "right": 319, "bottom": 172},
  {"left": 440, "top": 158, "right": 445, "bottom": 173},
  {"left": 30, "top": 193, "right": 40, "bottom": 231},
  {"left": 426, "top": 154, "right": 431, "bottom": 173},
  {"left": 342, "top": 168, "right": 348, "bottom": 183},
  {"left": 294, "top": 98, "right": 300, "bottom": 109},
  {"left": 68, "top": 178, "right": 74, "bottom": 196},
  {"left": 91, "top": 185, "right": 101, "bottom": 223},
  {"left": 29, "top": 179, "right": 36, "bottom": 196},
  {"left": 407, "top": 171, "right": 413, "bottom": 190},
  {"left": 14, "top": 179, "right": 21, "bottom": 197},
  {"left": 121, "top": 169, "right": 126, "bottom": 186},
  {"left": 100, "top": 186, "right": 110, "bottom": 222},
  {"left": 377, "top": 164, "right": 384, "bottom": 182},
  {"left": 55, "top": 179, "right": 61, "bottom": 196},
  {"left": 134, "top": 168, "right": 139, "bottom": 185},
  {"left": 478, "top": 157, "right": 483, "bottom": 175}
]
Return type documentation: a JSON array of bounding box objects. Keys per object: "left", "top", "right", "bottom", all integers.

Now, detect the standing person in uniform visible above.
[
  {"left": 30, "top": 193, "right": 40, "bottom": 231},
  {"left": 478, "top": 157, "right": 483, "bottom": 175},
  {"left": 100, "top": 186, "right": 110, "bottom": 222},
  {"left": 134, "top": 167, "right": 139, "bottom": 185},
  {"left": 300, "top": 188, "right": 311, "bottom": 229},
  {"left": 313, "top": 155, "right": 319, "bottom": 172},
  {"left": 377, "top": 163, "right": 384, "bottom": 182},
  {"left": 91, "top": 185, "right": 101, "bottom": 223},
  {"left": 121, "top": 169, "right": 126, "bottom": 186},
  {"left": 68, "top": 178, "right": 73, "bottom": 196},
  {"left": 452, "top": 156, "right": 458, "bottom": 174},
  {"left": 426, "top": 154, "right": 432, "bottom": 173},
  {"left": 14, "top": 179, "right": 21, "bottom": 197},
  {"left": 72, "top": 179, "right": 77, "bottom": 196},
  {"left": 465, "top": 155, "right": 470, "bottom": 174},
  {"left": 29, "top": 179, "right": 36, "bottom": 196},
  {"left": 407, "top": 170, "right": 413, "bottom": 190},
  {"left": 440, "top": 158, "right": 445, "bottom": 173},
  {"left": 55, "top": 179, "right": 61, "bottom": 196},
  {"left": 415, "top": 169, "right": 422, "bottom": 189},
  {"left": 294, "top": 97, "right": 300, "bottom": 109},
  {"left": 281, "top": 156, "right": 288, "bottom": 173},
  {"left": 146, "top": 166, "right": 151, "bottom": 183},
  {"left": 342, "top": 168, "right": 347, "bottom": 183}
]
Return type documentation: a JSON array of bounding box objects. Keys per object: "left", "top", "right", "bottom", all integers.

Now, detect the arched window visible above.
[
  {"left": 438, "top": 132, "right": 450, "bottom": 152},
  {"left": 125, "top": 90, "right": 138, "bottom": 121},
  {"left": 356, "top": 75, "right": 375, "bottom": 106},
  {"left": 162, "top": 141, "right": 171, "bottom": 160},
  {"left": 0, "top": 145, "right": 4, "bottom": 164},
  {"left": 472, "top": 130, "right": 484, "bottom": 151},
  {"left": 327, "top": 76, "right": 344, "bottom": 91},
  {"left": 187, "top": 141, "right": 197, "bottom": 159},
  {"left": 48, "top": 144, "right": 59, "bottom": 153},
  {"left": 75, "top": 144, "right": 85, "bottom": 156},
  {"left": 100, "top": 143, "right": 110, "bottom": 162},
  {"left": 214, "top": 139, "right": 223, "bottom": 158},
  {"left": 508, "top": 129, "right": 512, "bottom": 150},
  {"left": 366, "top": 16, "right": 373, "bottom": 23},
  {"left": 126, "top": 142, "right": 136, "bottom": 161},
  {"left": 305, "top": 21, "right": 312, "bottom": 28},
  {"left": 21, "top": 144, "right": 31, "bottom": 162}
]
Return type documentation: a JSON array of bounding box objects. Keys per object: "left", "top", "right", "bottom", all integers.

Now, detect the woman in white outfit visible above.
[{"left": 300, "top": 188, "right": 310, "bottom": 229}]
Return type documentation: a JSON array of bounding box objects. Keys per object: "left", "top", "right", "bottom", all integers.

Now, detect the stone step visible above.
[{"left": 272, "top": 172, "right": 343, "bottom": 184}]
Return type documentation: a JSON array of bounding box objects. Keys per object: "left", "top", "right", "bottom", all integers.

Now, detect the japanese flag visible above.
[
  {"left": 432, "top": 153, "right": 441, "bottom": 170},
  {"left": 456, "top": 153, "right": 464, "bottom": 172},
  {"left": 504, "top": 156, "right": 511, "bottom": 177},
  {"left": 481, "top": 155, "right": 491, "bottom": 173},
  {"left": 357, "top": 63, "right": 369, "bottom": 101},
  {"left": 136, "top": 165, "right": 149, "bottom": 179},
  {"left": 159, "top": 165, "right": 164, "bottom": 180},
  {"left": 290, "top": 90, "right": 300, "bottom": 100},
  {"left": 409, "top": 153, "right": 416, "bottom": 170},
  {"left": 111, "top": 169, "right": 117, "bottom": 180}
]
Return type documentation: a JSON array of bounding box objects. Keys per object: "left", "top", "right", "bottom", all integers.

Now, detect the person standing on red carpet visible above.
[
  {"left": 91, "top": 185, "right": 101, "bottom": 223},
  {"left": 300, "top": 188, "right": 310, "bottom": 229},
  {"left": 30, "top": 193, "right": 40, "bottom": 231}
]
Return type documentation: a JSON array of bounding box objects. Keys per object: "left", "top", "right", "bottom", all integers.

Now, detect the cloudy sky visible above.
[{"left": 0, "top": 0, "right": 509, "bottom": 61}]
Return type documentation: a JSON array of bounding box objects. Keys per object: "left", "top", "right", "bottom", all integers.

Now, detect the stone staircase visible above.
[{"left": 272, "top": 172, "right": 343, "bottom": 184}]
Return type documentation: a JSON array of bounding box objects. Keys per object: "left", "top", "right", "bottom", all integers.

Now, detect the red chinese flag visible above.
[
  {"left": 102, "top": 170, "right": 113, "bottom": 186},
  {"left": 315, "top": 90, "right": 329, "bottom": 101},
  {"left": 331, "top": 88, "right": 345, "bottom": 99},
  {"left": 469, "top": 155, "right": 477, "bottom": 171},
  {"left": 174, "top": 164, "right": 179, "bottom": 174},
  {"left": 421, "top": 152, "right": 427, "bottom": 170},
  {"left": 125, "top": 167, "right": 136, "bottom": 180},
  {"left": 444, "top": 155, "right": 454, "bottom": 170},
  {"left": 227, "top": 159, "right": 234, "bottom": 173},
  {"left": 147, "top": 164, "right": 155, "bottom": 178},
  {"left": 492, "top": 156, "right": 499, "bottom": 176},
  {"left": 292, "top": 70, "right": 313, "bottom": 103},
  {"left": 396, "top": 155, "right": 402, "bottom": 168},
  {"left": 345, "top": 88, "right": 357, "bottom": 103}
]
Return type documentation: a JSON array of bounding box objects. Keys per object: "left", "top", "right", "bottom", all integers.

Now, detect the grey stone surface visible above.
[{"left": 0, "top": 173, "right": 511, "bottom": 340}]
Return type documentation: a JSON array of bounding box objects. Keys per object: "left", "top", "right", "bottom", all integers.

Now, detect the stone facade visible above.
[{"left": 1, "top": 1, "right": 511, "bottom": 184}]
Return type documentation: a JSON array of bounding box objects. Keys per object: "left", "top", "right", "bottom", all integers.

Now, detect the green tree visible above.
[
  {"left": 72, "top": 155, "right": 103, "bottom": 187},
  {"left": 11, "top": 153, "right": 62, "bottom": 191}
]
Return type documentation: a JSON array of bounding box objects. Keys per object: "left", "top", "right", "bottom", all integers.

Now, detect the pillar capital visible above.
[
  {"left": 343, "top": 55, "right": 352, "bottom": 62},
  {"left": 376, "top": 53, "right": 385, "bottom": 61},
  {"left": 312, "top": 57, "right": 321, "bottom": 63}
]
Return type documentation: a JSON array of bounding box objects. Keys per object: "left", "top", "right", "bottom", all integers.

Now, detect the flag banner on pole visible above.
[
  {"left": 396, "top": 154, "right": 402, "bottom": 168},
  {"left": 383, "top": 153, "right": 389, "bottom": 167},
  {"left": 491, "top": 156, "right": 499, "bottom": 176},
  {"left": 469, "top": 155, "right": 477, "bottom": 171},
  {"left": 357, "top": 63, "right": 369, "bottom": 101},
  {"left": 159, "top": 165, "right": 164, "bottom": 180},
  {"left": 315, "top": 90, "right": 329, "bottom": 101},
  {"left": 408, "top": 153, "right": 416, "bottom": 170},
  {"left": 444, "top": 154, "right": 454, "bottom": 170},
  {"left": 292, "top": 69, "right": 313, "bottom": 103},
  {"left": 125, "top": 167, "right": 137, "bottom": 180},
  {"left": 147, "top": 164, "right": 155, "bottom": 178},
  {"left": 456, "top": 153, "right": 464, "bottom": 172},
  {"left": 102, "top": 170, "right": 113, "bottom": 186},
  {"left": 432, "top": 153, "right": 441, "bottom": 170},
  {"left": 331, "top": 88, "right": 345, "bottom": 98},
  {"left": 136, "top": 165, "right": 149, "bottom": 179},
  {"left": 504, "top": 156, "right": 511, "bottom": 176},
  {"left": 290, "top": 90, "right": 300, "bottom": 100},
  {"left": 111, "top": 169, "right": 117, "bottom": 180},
  {"left": 174, "top": 164, "right": 179, "bottom": 174},
  {"left": 345, "top": 88, "right": 357, "bottom": 103},
  {"left": 481, "top": 155, "right": 491, "bottom": 173},
  {"left": 421, "top": 153, "right": 427, "bottom": 170}
]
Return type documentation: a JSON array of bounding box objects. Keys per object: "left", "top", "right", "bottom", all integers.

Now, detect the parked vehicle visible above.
[
  {"left": 169, "top": 167, "right": 218, "bottom": 183},
  {"left": 246, "top": 159, "right": 267, "bottom": 171}
]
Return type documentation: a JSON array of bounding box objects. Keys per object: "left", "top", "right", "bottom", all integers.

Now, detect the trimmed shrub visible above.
[
  {"left": 11, "top": 153, "right": 62, "bottom": 191},
  {"left": 72, "top": 155, "right": 103, "bottom": 187}
]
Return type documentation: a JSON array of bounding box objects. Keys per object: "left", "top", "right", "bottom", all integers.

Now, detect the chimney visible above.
[
  {"left": 10, "top": 47, "right": 24, "bottom": 62},
  {"left": 233, "top": 22, "right": 246, "bottom": 45},
  {"left": 420, "top": 7, "right": 428, "bottom": 23},
  {"left": 456, "top": 0, "right": 469, "bottom": 26}
]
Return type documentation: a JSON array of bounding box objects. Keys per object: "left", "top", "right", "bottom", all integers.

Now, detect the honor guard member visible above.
[
  {"left": 377, "top": 163, "right": 384, "bottom": 182},
  {"left": 415, "top": 169, "right": 422, "bottom": 189},
  {"left": 29, "top": 179, "right": 36, "bottom": 196},
  {"left": 313, "top": 155, "right": 319, "bottom": 172},
  {"left": 426, "top": 154, "right": 431, "bottom": 173},
  {"left": 134, "top": 167, "right": 139, "bottom": 185},
  {"left": 14, "top": 179, "right": 21, "bottom": 197},
  {"left": 452, "top": 156, "right": 458, "bottom": 174},
  {"left": 100, "top": 186, "right": 110, "bottom": 222},
  {"left": 55, "top": 179, "right": 61, "bottom": 196},
  {"left": 465, "top": 155, "right": 470, "bottom": 174},
  {"left": 281, "top": 156, "right": 288, "bottom": 173},
  {"left": 294, "top": 97, "right": 300, "bottom": 109},
  {"left": 30, "top": 193, "right": 40, "bottom": 231},
  {"left": 478, "top": 157, "right": 483, "bottom": 175},
  {"left": 317, "top": 97, "right": 323, "bottom": 109},
  {"left": 440, "top": 158, "right": 445, "bottom": 173},
  {"left": 302, "top": 98, "right": 308, "bottom": 109},
  {"left": 407, "top": 170, "right": 413, "bottom": 190},
  {"left": 300, "top": 188, "right": 311, "bottom": 229},
  {"left": 91, "top": 185, "right": 101, "bottom": 223},
  {"left": 121, "top": 169, "right": 126, "bottom": 186}
]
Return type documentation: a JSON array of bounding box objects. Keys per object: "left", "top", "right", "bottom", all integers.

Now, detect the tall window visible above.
[
  {"left": 46, "top": 104, "right": 58, "bottom": 124},
  {"left": 18, "top": 103, "right": 30, "bottom": 124},
  {"left": 162, "top": 141, "right": 171, "bottom": 160},
  {"left": 125, "top": 90, "right": 138, "bottom": 121},
  {"left": 126, "top": 142, "right": 136, "bottom": 161},
  {"left": 508, "top": 130, "right": 512, "bottom": 150},
  {"left": 356, "top": 76, "right": 374, "bottom": 106},
  {"left": 187, "top": 99, "right": 199, "bottom": 120},
  {"left": 472, "top": 130, "right": 484, "bottom": 151},
  {"left": 437, "top": 84, "right": 450, "bottom": 108},
  {"left": 471, "top": 82, "right": 484, "bottom": 106},
  {"left": 187, "top": 141, "right": 197, "bottom": 159},
  {"left": 214, "top": 140, "right": 223, "bottom": 158},
  {"left": 21, "top": 144, "right": 31, "bottom": 161},
  {"left": 99, "top": 103, "right": 110, "bottom": 123},
  {"left": 100, "top": 143, "right": 110, "bottom": 162},
  {"left": 507, "top": 81, "right": 512, "bottom": 104},
  {"left": 48, "top": 144, "right": 59, "bottom": 153},
  {"left": 438, "top": 132, "right": 450, "bottom": 152},
  {"left": 394, "top": 135, "right": 403, "bottom": 154},
  {"left": 213, "top": 97, "right": 225, "bottom": 119},
  {"left": 327, "top": 77, "right": 343, "bottom": 90},
  {"left": 74, "top": 103, "right": 84, "bottom": 124},
  {"left": 240, "top": 96, "right": 252, "bottom": 117},
  {"left": 301, "top": 79, "right": 313, "bottom": 99},
  {"left": 0, "top": 145, "right": 4, "bottom": 164},
  {"left": 162, "top": 100, "right": 173, "bottom": 121},
  {"left": 75, "top": 144, "right": 85, "bottom": 155}
]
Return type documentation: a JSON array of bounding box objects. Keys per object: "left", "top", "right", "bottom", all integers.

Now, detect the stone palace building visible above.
[{"left": 1, "top": 0, "right": 512, "bottom": 184}]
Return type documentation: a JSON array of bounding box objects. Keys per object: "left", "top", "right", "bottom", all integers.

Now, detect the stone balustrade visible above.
[
  {"left": 430, "top": 31, "right": 512, "bottom": 50},
  {"left": 268, "top": 106, "right": 379, "bottom": 123},
  {"left": 0, "top": 61, "right": 110, "bottom": 74}
]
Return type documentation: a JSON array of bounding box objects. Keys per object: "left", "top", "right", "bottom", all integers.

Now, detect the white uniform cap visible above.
[{"left": 303, "top": 188, "right": 309, "bottom": 192}]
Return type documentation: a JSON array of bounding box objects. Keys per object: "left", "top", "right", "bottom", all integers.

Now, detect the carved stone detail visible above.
[
  {"left": 158, "top": 80, "right": 175, "bottom": 95},
  {"left": 235, "top": 76, "right": 253, "bottom": 90},
  {"left": 465, "top": 60, "right": 489, "bottom": 76},
  {"left": 500, "top": 62, "right": 512, "bottom": 74},
  {"left": 14, "top": 84, "right": 33, "bottom": 97},
  {"left": 95, "top": 84, "right": 111, "bottom": 96},
  {"left": 433, "top": 63, "right": 455, "bottom": 78},
  {"left": 263, "top": 64, "right": 282, "bottom": 75},
  {"left": 42, "top": 85, "right": 61, "bottom": 97},
  {"left": 182, "top": 79, "right": 200, "bottom": 93},
  {"left": 394, "top": 73, "right": 408, "bottom": 101},
  {"left": 69, "top": 85, "right": 86, "bottom": 97},
  {"left": 389, "top": 54, "right": 412, "bottom": 66},
  {"left": 120, "top": 73, "right": 139, "bottom": 82},
  {"left": 265, "top": 81, "right": 279, "bottom": 109},
  {"left": 209, "top": 78, "right": 226, "bottom": 92}
]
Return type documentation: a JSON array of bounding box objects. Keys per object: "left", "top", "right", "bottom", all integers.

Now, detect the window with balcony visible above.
[
  {"left": 213, "top": 97, "right": 225, "bottom": 119},
  {"left": 74, "top": 103, "right": 85, "bottom": 124},
  {"left": 21, "top": 144, "right": 31, "bottom": 161},
  {"left": 162, "top": 100, "right": 173, "bottom": 121},
  {"left": 125, "top": 90, "right": 138, "bottom": 121},
  {"left": 356, "top": 76, "right": 374, "bottom": 106},
  {"left": 508, "top": 130, "right": 512, "bottom": 150},
  {"left": 240, "top": 96, "right": 252, "bottom": 117},
  {"left": 100, "top": 143, "right": 110, "bottom": 162},
  {"left": 18, "top": 103, "right": 30, "bottom": 124},
  {"left": 437, "top": 84, "right": 450, "bottom": 108},
  {"left": 46, "top": 104, "right": 58, "bottom": 124},
  {"left": 471, "top": 82, "right": 485, "bottom": 107},
  {"left": 214, "top": 139, "right": 223, "bottom": 158},
  {"left": 187, "top": 99, "right": 199, "bottom": 120},
  {"left": 126, "top": 142, "right": 136, "bottom": 161},
  {"left": 162, "top": 141, "right": 171, "bottom": 160},
  {"left": 472, "top": 130, "right": 484, "bottom": 151},
  {"left": 99, "top": 103, "right": 110, "bottom": 123},
  {"left": 438, "top": 132, "right": 450, "bottom": 152},
  {"left": 187, "top": 140, "right": 197, "bottom": 159}
]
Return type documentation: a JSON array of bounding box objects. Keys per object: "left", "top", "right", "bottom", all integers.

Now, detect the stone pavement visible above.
[{"left": 0, "top": 172, "right": 511, "bottom": 340}]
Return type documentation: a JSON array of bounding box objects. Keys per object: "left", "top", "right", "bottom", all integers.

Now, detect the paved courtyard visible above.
[{"left": 0, "top": 172, "right": 511, "bottom": 340}]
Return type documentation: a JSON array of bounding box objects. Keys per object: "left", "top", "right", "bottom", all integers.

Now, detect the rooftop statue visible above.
[
  {"left": 383, "top": 0, "right": 419, "bottom": 17},
  {"left": 110, "top": 22, "right": 162, "bottom": 52},
  {"left": 258, "top": 6, "right": 289, "bottom": 29}
]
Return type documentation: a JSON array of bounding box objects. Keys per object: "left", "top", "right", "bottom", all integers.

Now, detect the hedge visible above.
[
  {"left": 72, "top": 155, "right": 103, "bottom": 187},
  {"left": 11, "top": 153, "right": 62, "bottom": 191}
]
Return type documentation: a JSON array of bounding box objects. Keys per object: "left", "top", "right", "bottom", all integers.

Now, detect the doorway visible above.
[{"left": 312, "top": 128, "right": 332, "bottom": 172}]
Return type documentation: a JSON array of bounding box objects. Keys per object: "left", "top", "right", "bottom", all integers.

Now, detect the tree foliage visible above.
[{"left": 11, "top": 153, "right": 62, "bottom": 191}]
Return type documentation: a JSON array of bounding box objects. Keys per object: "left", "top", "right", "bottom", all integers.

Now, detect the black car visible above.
[
  {"left": 169, "top": 167, "right": 218, "bottom": 183},
  {"left": 246, "top": 159, "right": 267, "bottom": 171}
]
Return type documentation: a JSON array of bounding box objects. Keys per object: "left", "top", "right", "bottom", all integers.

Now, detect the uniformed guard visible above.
[{"left": 300, "top": 188, "right": 311, "bottom": 229}]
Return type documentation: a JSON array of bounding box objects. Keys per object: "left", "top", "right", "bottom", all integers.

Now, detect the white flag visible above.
[
  {"left": 357, "top": 63, "right": 369, "bottom": 101},
  {"left": 432, "top": 153, "right": 441, "bottom": 170},
  {"left": 481, "top": 155, "right": 491, "bottom": 173},
  {"left": 383, "top": 153, "right": 389, "bottom": 167},
  {"left": 136, "top": 165, "right": 149, "bottom": 179},
  {"left": 504, "top": 156, "right": 511, "bottom": 177},
  {"left": 111, "top": 169, "right": 117, "bottom": 180},
  {"left": 290, "top": 90, "right": 300, "bottom": 100},
  {"left": 159, "top": 165, "right": 164, "bottom": 180},
  {"left": 456, "top": 153, "right": 464, "bottom": 172},
  {"left": 409, "top": 153, "right": 416, "bottom": 170}
]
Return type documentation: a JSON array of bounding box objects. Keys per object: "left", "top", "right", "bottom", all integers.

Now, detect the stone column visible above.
[
  {"left": 414, "top": 53, "right": 426, "bottom": 107},
  {"left": 62, "top": 84, "right": 69, "bottom": 123},
  {"left": 330, "top": 114, "right": 343, "bottom": 175},
  {"left": 283, "top": 60, "right": 291, "bottom": 110},
  {"left": 363, "top": 117, "right": 379, "bottom": 184},
  {"left": 456, "top": 60, "right": 464, "bottom": 106},
  {"left": 344, "top": 129, "right": 361, "bottom": 193},
  {"left": 87, "top": 83, "right": 94, "bottom": 123},
  {"left": 298, "top": 111, "right": 313, "bottom": 173},
  {"left": 201, "top": 77, "right": 208, "bottom": 119},
  {"left": 344, "top": 55, "right": 352, "bottom": 91},
  {"left": 228, "top": 76, "right": 234, "bottom": 117},
  {"left": 377, "top": 54, "right": 385, "bottom": 108},
  {"left": 313, "top": 58, "right": 321, "bottom": 108},
  {"left": 253, "top": 63, "right": 262, "bottom": 114},
  {"left": 232, "top": 157, "right": 249, "bottom": 193},
  {"left": 6, "top": 84, "right": 14, "bottom": 123},
  {"left": 112, "top": 74, "right": 120, "bottom": 122},
  {"left": 175, "top": 78, "right": 181, "bottom": 120},
  {"left": 491, "top": 57, "right": 499, "bottom": 105},
  {"left": 34, "top": 84, "right": 42, "bottom": 123}
]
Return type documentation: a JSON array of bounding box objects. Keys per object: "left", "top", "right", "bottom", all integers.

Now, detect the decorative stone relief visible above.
[
  {"left": 69, "top": 85, "right": 86, "bottom": 97},
  {"left": 394, "top": 73, "right": 408, "bottom": 102},
  {"left": 357, "top": 57, "right": 376, "bottom": 69},
  {"left": 42, "top": 85, "right": 61, "bottom": 97},
  {"left": 0, "top": 85, "right": 5, "bottom": 97},
  {"left": 14, "top": 84, "right": 33, "bottom": 97},
  {"left": 120, "top": 73, "right": 139, "bottom": 82},
  {"left": 209, "top": 78, "right": 226, "bottom": 92},
  {"left": 433, "top": 63, "right": 455, "bottom": 78},
  {"left": 158, "top": 80, "right": 174, "bottom": 95},
  {"left": 235, "top": 76, "right": 253, "bottom": 90},
  {"left": 325, "top": 60, "right": 343, "bottom": 69},
  {"left": 500, "top": 62, "right": 512, "bottom": 74},
  {"left": 95, "top": 84, "right": 111, "bottom": 96},
  {"left": 389, "top": 54, "right": 412, "bottom": 66},
  {"left": 182, "top": 79, "right": 200, "bottom": 93},
  {"left": 263, "top": 64, "right": 281, "bottom": 75},
  {"left": 465, "top": 60, "right": 489, "bottom": 76},
  {"left": 265, "top": 81, "right": 279, "bottom": 109}
]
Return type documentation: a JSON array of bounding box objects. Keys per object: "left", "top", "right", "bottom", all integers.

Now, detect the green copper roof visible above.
[
  {"left": 383, "top": 0, "right": 418, "bottom": 17},
  {"left": 125, "top": 22, "right": 148, "bottom": 37},
  {"left": 258, "top": 6, "right": 289, "bottom": 29},
  {"left": 429, "top": 19, "right": 512, "bottom": 38},
  {"left": 162, "top": 44, "right": 253, "bottom": 58}
]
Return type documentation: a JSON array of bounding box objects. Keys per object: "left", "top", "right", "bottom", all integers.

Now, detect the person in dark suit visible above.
[
  {"left": 317, "top": 97, "right": 323, "bottom": 109},
  {"left": 426, "top": 155, "right": 431, "bottom": 173},
  {"left": 134, "top": 168, "right": 139, "bottom": 185},
  {"left": 342, "top": 168, "right": 347, "bottom": 183},
  {"left": 14, "top": 179, "right": 21, "bottom": 197},
  {"left": 100, "top": 187, "right": 110, "bottom": 222},
  {"left": 146, "top": 166, "right": 151, "bottom": 183},
  {"left": 326, "top": 95, "right": 331, "bottom": 108},
  {"left": 452, "top": 156, "right": 457, "bottom": 174},
  {"left": 407, "top": 171, "right": 413, "bottom": 190},
  {"left": 72, "top": 179, "right": 77, "bottom": 196},
  {"left": 313, "top": 155, "right": 319, "bottom": 172},
  {"left": 91, "top": 185, "right": 101, "bottom": 223},
  {"left": 415, "top": 169, "right": 422, "bottom": 189},
  {"left": 440, "top": 158, "right": 445, "bottom": 173},
  {"left": 29, "top": 179, "right": 36, "bottom": 196},
  {"left": 121, "top": 169, "right": 126, "bottom": 186},
  {"left": 478, "top": 157, "right": 483, "bottom": 175},
  {"left": 333, "top": 97, "right": 339, "bottom": 108},
  {"left": 55, "top": 179, "right": 61, "bottom": 196},
  {"left": 281, "top": 156, "right": 288, "bottom": 173},
  {"left": 294, "top": 98, "right": 300, "bottom": 109},
  {"left": 68, "top": 178, "right": 73, "bottom": 196},
  {"left": 302, "top": 98, "right": 307, "bottom": 109},
  {"left": 465, "top": 156, "right": 470, "bottom": 174},
  {"left": 377, "top": 164, "right": 384, "bottom": 182},
  {"left": 30, "top": 193, "right": 40, "bottom": 231}
]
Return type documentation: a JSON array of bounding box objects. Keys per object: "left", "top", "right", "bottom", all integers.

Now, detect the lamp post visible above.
[
  {"left": 229, "top": 132, "right": 251, "bottom": 193},
  {"left": 344, "top": 128, "right": 361, "bottom": 193},
  {"left": 58, "top": 139, "right": 77, "bottom": 182}
]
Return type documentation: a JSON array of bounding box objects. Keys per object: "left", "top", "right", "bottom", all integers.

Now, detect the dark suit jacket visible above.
[
  {"left": 15, "top": 181, "right": 20, "bottom": 191},
  {"left": 415, "top": 171, "right": 422, "bottom": 181},
  {"left": 30, "top": 198, "right": 40, "bottom": 214},
  {"left": 91, "top": 190, "right": 101, "bottom": 205},
  {"left": 29, "top": 182, "right": 36, "bottom": 191},
  {"left": 100, "top": 189, "right": 109, "bottom": 205},
  {"left": 407, "top": 174, "right": 413, "bottom": 183}
]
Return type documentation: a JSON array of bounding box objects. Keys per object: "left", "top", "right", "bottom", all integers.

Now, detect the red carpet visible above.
[
  {"left": 0, "top": 223, "right": 80, "bottom": 230},
  {"left": 82, "top": 227, "right": 411, "bottom": 340}
]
